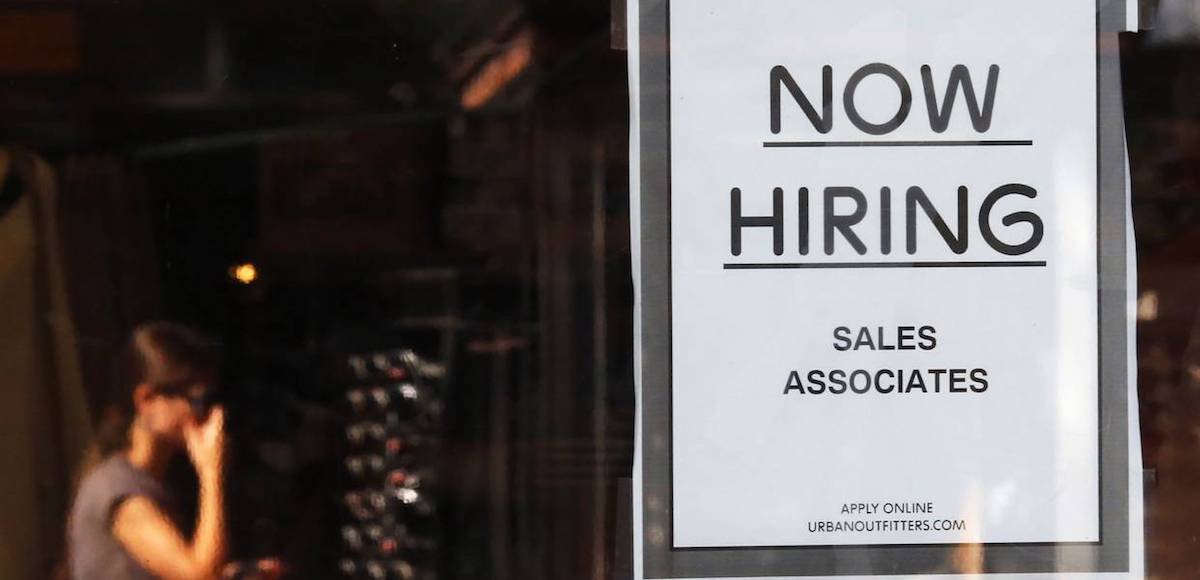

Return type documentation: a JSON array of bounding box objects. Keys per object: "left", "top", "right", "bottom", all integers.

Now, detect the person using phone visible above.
[{"left": 68, "top": 321, "right": 227, "bottom": 580}]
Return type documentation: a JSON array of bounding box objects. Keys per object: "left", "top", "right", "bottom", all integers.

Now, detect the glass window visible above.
[{"left": 0, "top": 1, "right": 1194, "bottom": 579}]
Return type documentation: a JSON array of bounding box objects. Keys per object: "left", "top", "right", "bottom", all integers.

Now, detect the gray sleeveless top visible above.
[{"left": 68, "top": 455, "right": 175, "bottom": 580}]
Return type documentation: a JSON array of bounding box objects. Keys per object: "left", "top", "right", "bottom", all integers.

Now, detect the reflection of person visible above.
[{"left": 68, "top": 322, "right": 227, "bottom": 580}]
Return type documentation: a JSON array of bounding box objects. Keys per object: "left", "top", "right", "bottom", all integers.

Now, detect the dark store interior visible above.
[{"left": 2, "top": 1, "right": 631, "bottom": 579}]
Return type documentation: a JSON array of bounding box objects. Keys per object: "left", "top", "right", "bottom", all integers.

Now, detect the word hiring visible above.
[
  {"left": 771, "top": 63, "right": 1000, "bottom": 135},
  {"left": 729, "top": 184, "right": 1043, "bottom": 257}
]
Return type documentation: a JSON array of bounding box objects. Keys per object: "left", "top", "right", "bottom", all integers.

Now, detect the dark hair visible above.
[{"left": 87, "top": 321, "right": 219, "bottom": 463}]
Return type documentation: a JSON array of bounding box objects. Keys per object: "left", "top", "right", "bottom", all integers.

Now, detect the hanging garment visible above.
[{"left": 0, "top": 148, "right": 93, "bottom": 580}]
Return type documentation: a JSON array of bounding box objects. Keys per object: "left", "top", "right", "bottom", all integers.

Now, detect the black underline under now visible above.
[
  {"left": 724, "top": 261, "right": 1047, "bottom": 270},
  {"left": 762, "top": 140, "right": 1033, "bottom": 148}
]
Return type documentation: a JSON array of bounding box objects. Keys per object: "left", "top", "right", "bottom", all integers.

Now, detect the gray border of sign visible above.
[{"left": 636, "top": 0, "right": 1131, "bottom": 576}]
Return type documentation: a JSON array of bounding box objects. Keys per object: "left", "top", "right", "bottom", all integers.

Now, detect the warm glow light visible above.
[
  {"left": 1137, "top": 290, "right": 1159, "bottom": 321},
  {"left": 460, "top": 27, "right": 534, "bottom": 110},
  {"left": 232, "top": 263, "right": 258, "bottom": 285}
]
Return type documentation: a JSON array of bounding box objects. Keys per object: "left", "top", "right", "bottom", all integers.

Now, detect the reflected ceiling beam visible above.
[{"left": 131, "top": 109, "right": 444, "bottom": 159}]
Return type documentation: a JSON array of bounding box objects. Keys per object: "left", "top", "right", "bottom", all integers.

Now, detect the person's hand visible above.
[{"left": 185, "top": 406, "right": 226, "bottom": 479}]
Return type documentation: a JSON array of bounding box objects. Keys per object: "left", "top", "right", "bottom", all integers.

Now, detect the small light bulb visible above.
[{"left": 231, "top": 263, "right": 258, "bottom": 285}]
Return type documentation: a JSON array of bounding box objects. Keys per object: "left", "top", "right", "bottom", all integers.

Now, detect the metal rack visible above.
[{"left": 337, "top": 349, "right": 446, "bottom": 580}]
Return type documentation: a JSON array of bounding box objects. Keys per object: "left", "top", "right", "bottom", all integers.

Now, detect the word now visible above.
[{"left": 771, "top": 64, "right": 1001, "bottom": 135}]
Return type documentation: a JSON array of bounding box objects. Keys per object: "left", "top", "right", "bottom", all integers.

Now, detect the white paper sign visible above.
[
  {"left": 631, "top": 0, "right": 1139, "bottom": 577},
  {"left": 671, "top": 0, "right": 1097, "bottom": 547}
]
